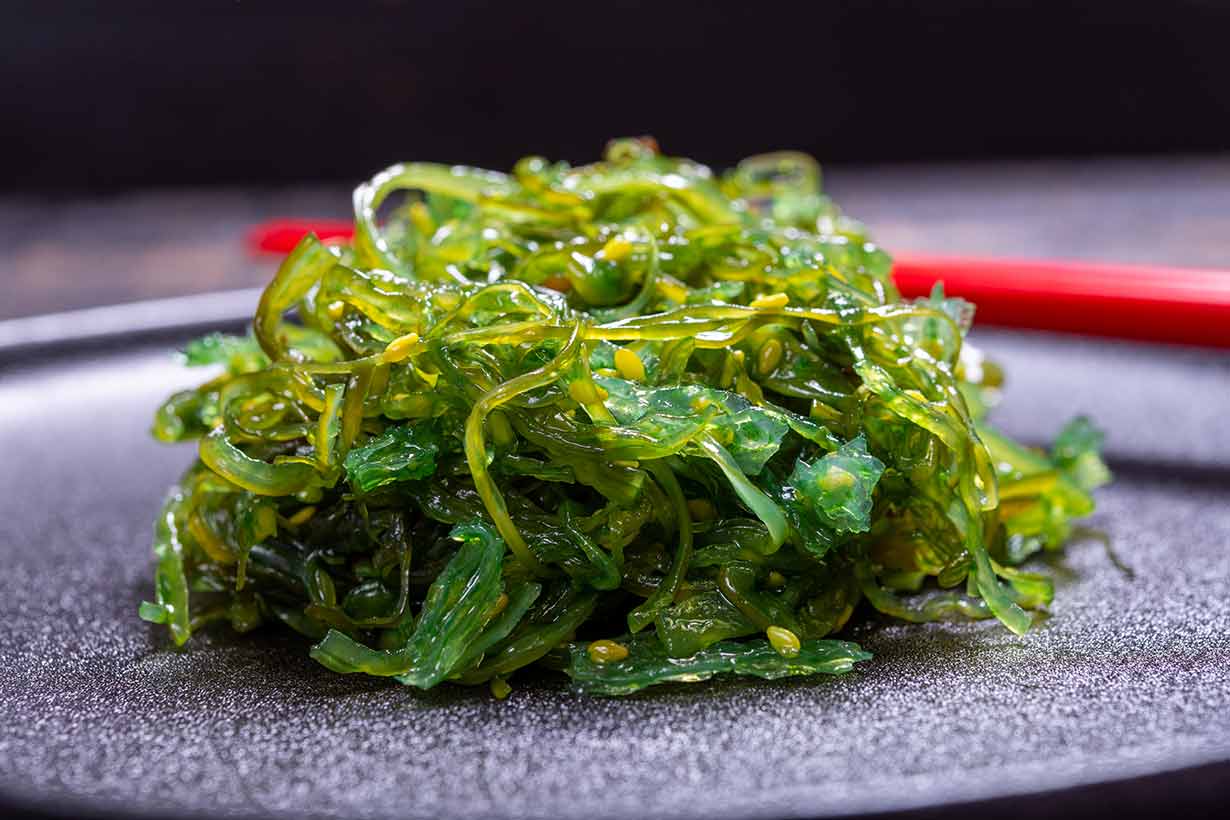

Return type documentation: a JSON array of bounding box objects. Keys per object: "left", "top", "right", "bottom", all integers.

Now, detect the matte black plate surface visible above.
[{"left": 1, "top": 309, "right": 1228, "bottom": 819}]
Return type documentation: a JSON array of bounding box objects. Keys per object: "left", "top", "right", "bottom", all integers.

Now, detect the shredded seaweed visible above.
[{"left": 142, "top": 138, "right": 1108, "bottom": 696}]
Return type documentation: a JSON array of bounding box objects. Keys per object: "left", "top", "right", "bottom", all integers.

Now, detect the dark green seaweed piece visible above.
[{"left": 309, "top": 521, "right": 505, "bottom": 685}]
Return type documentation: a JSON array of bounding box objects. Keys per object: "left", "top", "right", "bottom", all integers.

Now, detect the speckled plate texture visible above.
[{"left": 1, "top": 317, "right": 1228, "bottom": 820}]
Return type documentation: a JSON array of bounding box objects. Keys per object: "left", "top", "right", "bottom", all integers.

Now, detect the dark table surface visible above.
[{"left": 2, "top": 155, "right": 1229, "bottom": 320}]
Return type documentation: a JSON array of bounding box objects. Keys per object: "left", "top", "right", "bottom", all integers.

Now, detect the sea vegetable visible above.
[
  {"left": 142, "top": 138, "right": 1109, "bottom": 696},
  {"left": 566, "top": 635, "right": 872, "bottom": 696}
]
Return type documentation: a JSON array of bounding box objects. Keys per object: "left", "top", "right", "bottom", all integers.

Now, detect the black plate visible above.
[{"left": 1, "top": 295, "right": 1228, "bottom": 820}]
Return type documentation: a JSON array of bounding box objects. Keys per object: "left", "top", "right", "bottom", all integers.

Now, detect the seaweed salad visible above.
[{"left": 142, "top": 138, "right": 1110, "bottom": 696}]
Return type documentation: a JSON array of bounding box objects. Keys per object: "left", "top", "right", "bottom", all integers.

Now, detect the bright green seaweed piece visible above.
[
  {"left": 595, "top": 376, "right": 790, "bottom": 475},
  {"left": 344, "top": 423, "right": 441, "bottom": 493},
  {"left": 566, "top": 635, "right": 872, "bottom": 696},
  {"left": 787, "top": 434, "right": 885, "bottom": 536},
  {"left": 1051, "top": 416, "right": 1113, "bottom": 492}
]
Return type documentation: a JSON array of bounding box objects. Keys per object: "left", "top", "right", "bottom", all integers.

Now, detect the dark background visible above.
[{"left": 5, "top": 0, "right": 1230, "bottom": 191}]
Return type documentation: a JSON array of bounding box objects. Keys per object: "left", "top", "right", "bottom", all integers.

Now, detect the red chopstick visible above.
[
  {"left": 246, "top": 219, "right": 1230, "bottom": 349},
  {"left": 892, "top": 253, "right": 1230, "bottom": 348},
  {"left": 249, "top": 219, "right": 355, "bottom": 252}
]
